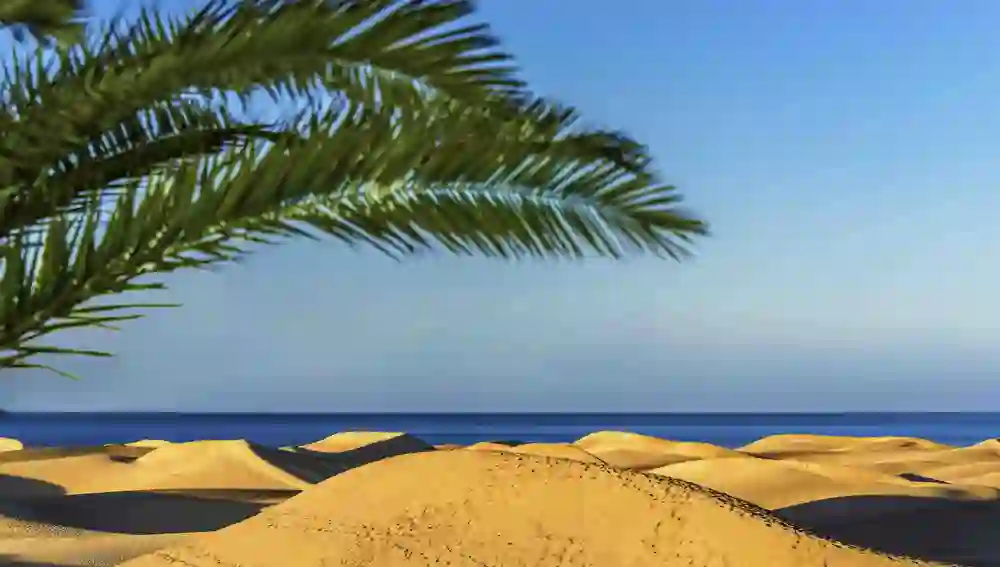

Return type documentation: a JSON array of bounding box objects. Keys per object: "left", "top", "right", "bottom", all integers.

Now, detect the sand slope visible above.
[
  {"left": 0, "top": 440, "right": 323, "bottom": 495},
  {"left": 299, "top": 431, "right": 431, "bottom": 453},
  {"left": 741, "top": 434, "right": 952, "bottom": 456},
  {"left": 116, "top": 440, "right": 316, "bottom": 492},
  {"left": 507, "top": 442, "right": 606, "bottom": 464},
  {"left": 0, "top": 533, "right": 184, "bottom": 567},
  {"left": 575, "top": 430, "right": 745, "bottom": 469},
  {"left": 0, "top": 446, "right": 137, "bottom": 496},
  {"left": 0, "top": 434, "right": 435, "bottom": 567},
  {"left": 741, "top": 436, "right": 1000, "bottom": 483},
  {"left": 0, "top": 436, "right": 430, "bottom": 497},
  {"left": 464, "top": 440, "right": 517, "bottom": 451},
  {"left": 3, "top": 432, "right": 999, "bottom": 567},
  {"left": 119, "top": 449, "right": 937, "bottom": 567},
  {"left": 126, "top": 440, "right": 174, "bottom": 449},
  {"left": 464, "top": 441, "right": 605, "bottom": 464},
  {"left": 650, "top": 455, "right": 999, "bottom": 510}
]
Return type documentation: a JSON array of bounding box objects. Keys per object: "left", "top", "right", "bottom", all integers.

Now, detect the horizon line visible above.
[{"left": 0, "top": 410, "right": 994, "bottom": 415}]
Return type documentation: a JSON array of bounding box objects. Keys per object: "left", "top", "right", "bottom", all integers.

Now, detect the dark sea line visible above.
[{"left": 0, "top": 412, "right": 997, "bottom": 449}]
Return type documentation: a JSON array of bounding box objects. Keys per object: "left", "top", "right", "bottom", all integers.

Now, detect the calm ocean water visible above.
[{"left": 0, "top": 412, "right": 998, "bottom": 448}]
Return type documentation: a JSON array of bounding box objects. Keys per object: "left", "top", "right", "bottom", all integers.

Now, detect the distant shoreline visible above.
[{"left": 0, "top": 410, "right": 994, "bottom": 416}]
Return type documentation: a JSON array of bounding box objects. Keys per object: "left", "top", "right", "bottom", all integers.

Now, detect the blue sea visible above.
[{"left": 0, "top": 412, "right": 998, "bottom": 448}]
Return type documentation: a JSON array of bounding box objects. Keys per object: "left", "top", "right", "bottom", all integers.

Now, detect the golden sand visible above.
[
  {"left": 298, "top": 431, "right": 431, "bottom": 453},
  {"left": 575, "top": 430, "right": 748, "bottom": 469},
  {"left": 0, "top": 432, "right": 996, "bottom": 566},
  {"left": 464, "top": 441, "right": 606, "bottom": 464}
]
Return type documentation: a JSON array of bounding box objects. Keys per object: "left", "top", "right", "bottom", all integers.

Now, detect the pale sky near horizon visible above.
[{"left": 4, "top": 0, "right": 1000, "bottom": 412}]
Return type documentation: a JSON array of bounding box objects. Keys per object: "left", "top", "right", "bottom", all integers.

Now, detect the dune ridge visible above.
[
  {"left": 574, "top": 430, "right": 748, "bottom": 469},
  {"left": 1, "top": 431, "right": 999, "bottom": 566},
  {"left": 298, "top": 431, "right": 432, "bottom": 454},
  {"left": 741, "top": 434, "right": 954, "bottom": 455},
  {"left": 650, "top": 454, "right": 999, "bottom": 510},
  {"left": 120, "top": 449, "right": 943, "bottom": 567},
  {"left": 464, "top": 440, "right": 606, "bottom": 464}
]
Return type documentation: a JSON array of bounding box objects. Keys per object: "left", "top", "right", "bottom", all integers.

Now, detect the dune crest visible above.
[
  {"left": 120, "top": 449, "right": 933, "bottom": 567},
  {"left": 0, "top": 437, "right": 23, "bottom": 452},
  {"left": 464, "top": 441, "right": 605, "bottom": 464},
  {"left": 465, "top": 441, "right": 516, "bottom": 451},
  {"left": 508, "top": 442, "right": 606, "bottom": 464},
  {"left": 784, "top": 443, "right": 1000, "bottom": 479},
  {"left": 125, "top": 440, "right": 173, "bottom": 449},
  {"left": 0, "top": 448, "right": 131, "bottom": 495},
  {"left": 650, "top": 455, "right": 998, "bottom": 510},
  {"left": 574, "top": 430, "right": 744, "bottom": 469},
  {"left": 299, "top": 431, "right": 430, "bottom": 453},
  {"left": 740, "top": 434, "right": 952, "bottom": 456},
  {"left": 909, "top": 459, "right": 1000, "bottom": 488},
  {"left": 972, "top": 438, "right": 1000, "bottom": 452},
  {"left": 0, "top": 439, "right": 334, "bottom": 496},
  {"left": 120, "top": 440, "right": 315, "bottom": 492}
]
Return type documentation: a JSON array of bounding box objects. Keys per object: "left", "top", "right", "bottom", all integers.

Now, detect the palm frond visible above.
[
  {"left": 0, "top": 93, "right": 707, "bottom": 373},
  {"left": 0, "top": 0, "right": 529, "bottom": 240},
  {"left": 0, "top": 0, "right": 86, "bottom": 46},
  {"left": 281, "top": 183, "right": 705, "bottom": 261},
  {"left": 0, "top": 2, "right": 709, "bottom": 377}
]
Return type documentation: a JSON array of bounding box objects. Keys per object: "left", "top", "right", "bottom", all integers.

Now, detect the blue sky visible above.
[{"left": 5, "top": 0, "right": 1000, "bottom": 411}]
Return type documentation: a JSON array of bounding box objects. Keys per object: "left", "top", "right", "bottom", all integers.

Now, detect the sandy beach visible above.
[{"left": 0, "top": 432, "right": 996, "bottom": 567}]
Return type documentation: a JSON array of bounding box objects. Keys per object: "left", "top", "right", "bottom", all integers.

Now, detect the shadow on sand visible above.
[
  {"left": 0, "top": 474, "right": 65, "bottom": 499},
  {"left": 0, "top": 435, "right": 435, "bottom": 536},
  {"left": 895, "top": 472, "right": 950, "bottom": 484},
  {"left": 277, "top": 431, "right": 436, "bottom": 480},
  {"left": 777, "top": 494, "right": 1000, "bottom": 567},
  {"left": 0, "top": 554, "right": 66, "bottom": 567},
  {"left": 0, "top": 490, "right": 270, "bottom": 534}
]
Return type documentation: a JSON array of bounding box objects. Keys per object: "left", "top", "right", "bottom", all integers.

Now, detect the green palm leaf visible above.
[
  {"left": 0, "top": 1, "right": 709, "bottom": 378},
  {"left": 0, "top": 0, "right": 86, "bottom": 46},
  {"left": 0, "top": 0, "right": 526, "bottom": 236}
]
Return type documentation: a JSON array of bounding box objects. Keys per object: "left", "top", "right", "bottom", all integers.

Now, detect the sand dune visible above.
[
  {"left": 0, "top": 441, "right": 312, "bottom": 495},
  {"left": 299, "top": 431, "right": 431, "bottom": 453},
  {"left": 0, "top": 433, "right": 436, "bottom": 567},
  {"left": 650, "top": 455, "right": 998, "bottom": 510},
  {"left": 2, "top": 431, "right": 999, "bottom": 567},
  {"left": 0, "top": 435, "right": 430, "bottom": 497},
  {"left": 125, "top": 440, "right": 174, "bottom": 449},
  {"left": 945, "top": 469, "right": 1000, "bottom": 489},
  {"left": 0, "top": 533, "right": 183, "bottom": 567},
  {"left": 465, "top": 440, "right": 518, "bottom": 451},
  {"left": 574, "top": 430, "right": 746, "bottom": 469},
  {"left": 902, "top": 460, "right": 1000, "bottom": 487},
  {"left": 507, "top": 442, "right": 606, "bottom": 464},
  {"left": 114, "top": 435, "right": 435, "bottom": 494},
  {"left": 769, "top": 442, "right": 1000, "bottom": 482},
  {"left": 463, "top": 441, "right": 605, "bottom": 464},
  {"left": 779, "top": 489, "right": 1000, "bottom": 567},
  {"left": 0, "top": 446, "right": 135, "bottom": 496},
  {"left": 119, "top": 449, "right": 935, "bottom": 567},
  {"left": 0, "top": 439, "right": 22, "bottom": 452},
  {"left": 973, "top": 439, "right": 1000, "bottom": 450},
  {"left": 116, "top": 440, "right": 321, "bottom": 492},
  {"left": 741, "top": 434, "right": 952, "bottom": 455}
]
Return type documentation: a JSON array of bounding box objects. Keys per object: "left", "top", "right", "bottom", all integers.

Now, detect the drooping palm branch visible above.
[
  {"left": 0, "top": 0, "right": 709, "bottom": 379},
  {"left": 0, "top": 0, "right": 86, "bottom": 46}
]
